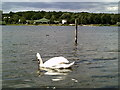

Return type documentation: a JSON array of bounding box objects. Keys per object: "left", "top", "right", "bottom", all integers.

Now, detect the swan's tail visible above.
[
  {"left": 54, "top": 61, "right": 75, "bottom": 69},
  {"left": 68, "top": 61, "right": 75, "bottom": 67},
  {"left": 36, "top": 53, "right": 41, "bottom": 60},
  {"left": 61, "top": 61, "right": 74, "bottom": 69}
]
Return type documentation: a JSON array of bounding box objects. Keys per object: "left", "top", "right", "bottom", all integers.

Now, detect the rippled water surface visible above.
[{"left": 2, "top": 26, "right": 118, "bottom": 88}]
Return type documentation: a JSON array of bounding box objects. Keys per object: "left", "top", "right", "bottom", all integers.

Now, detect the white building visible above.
[
  {"left": 18, "top": 19, "right": 21, "bottom": 22},
  {"left": 62, "top": 19, "right": 67, "bottom": 24},
  {"left": 3, "top": 17, "right": 10, "bottom": 19}
]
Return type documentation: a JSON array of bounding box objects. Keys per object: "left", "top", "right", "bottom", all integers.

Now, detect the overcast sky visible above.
[
  {"left": 1, "top": 0, "right": 120, "bottom": 13},
  {"left": 2, "top": 0, "right": 119, "bottom": 2}
]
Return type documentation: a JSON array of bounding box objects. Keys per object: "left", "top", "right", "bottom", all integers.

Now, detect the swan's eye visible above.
[{"left": 37, "top": 59, "right": 40, "bottom": 64}]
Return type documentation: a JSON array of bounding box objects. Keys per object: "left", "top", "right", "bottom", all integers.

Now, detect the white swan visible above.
[{"left": 36, "top": 53, "right": 75, "bottom": 69}]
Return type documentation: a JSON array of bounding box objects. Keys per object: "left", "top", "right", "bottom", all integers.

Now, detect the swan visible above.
[{"left": 36, "top": 53, "right": 75, "bottom": 69}]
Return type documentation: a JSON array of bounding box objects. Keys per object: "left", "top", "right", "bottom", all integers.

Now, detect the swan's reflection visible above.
[{"left": 37, "top": 68, "right": 72, "bottom": 81}]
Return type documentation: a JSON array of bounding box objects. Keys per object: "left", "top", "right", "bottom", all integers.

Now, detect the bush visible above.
[{"left": 0, "top": 21, "right": 6, "bottom": 25}]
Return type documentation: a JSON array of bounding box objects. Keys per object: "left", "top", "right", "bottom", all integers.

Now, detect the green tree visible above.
[
  {"left": 60, "top": 13, "right": 71, "bottom": 20},
  {"left": 31, "top": 13, "right": 42, "bottom": 20},
  {"left": 111, "top": 15, "right": 116, "bottom": 24},
  {"left": 40, "top": 11, "right": 46, "bottom": 18},
  {"left": 9, "top": 11, "right": 14, "bottom": 16},
  {"left": 69, "top": 13, "right": 76, "bottom": 24},
  {"left": 45, "top": 12, "right": 51, "bottom": 19},
  {"left": 19, "top": 17, "right": 26, "bottom": 24},
  {"left": 13, "top": 14, "right": 20, "bottom": 23},
  {"left": 93, "top": 14, "right": 101, "bottom": 24},
  {"left": 50, "top": 15, "right": 56, "bottom": 24},
  {"left": 22, "top": 13, "right": 33, "bottom": 20},
  {"left": 101, "top": 14, "right": 111, "bottom": 24},
  {"left": 8, "top": 18, "right": 14, "bottom": 24}
]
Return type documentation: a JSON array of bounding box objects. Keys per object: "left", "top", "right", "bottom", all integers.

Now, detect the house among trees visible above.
[
  {"left": 62, "top": 19, "right": 67, "bottom": 24},
  {"left": 34, "top": 17, "right": 50, "bottom": 24}
]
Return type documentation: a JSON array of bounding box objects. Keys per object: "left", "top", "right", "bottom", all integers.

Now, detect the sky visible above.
[
  {"left": 1, "top": 0, "right": 119, "bottom": 2},
  {"left": 1, "top": 0, "right": 120, "bottom": 13}
]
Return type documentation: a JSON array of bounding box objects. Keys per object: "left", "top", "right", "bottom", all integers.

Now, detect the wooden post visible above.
[{"left": 75, "top": 19, "right": 78, "bottom": 45}]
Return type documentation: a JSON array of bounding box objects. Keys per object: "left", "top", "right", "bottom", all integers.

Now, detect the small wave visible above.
[
  {"left": 75, "top": 60, "right": 89, "bottom": 63},
  {"left": 13, "top": 43, "right": 28, "bottom": 46},
  {"left": 101, "top": 85, "right": 118, "bottom": 88},
  {"left": 91, "top": 74, "right": 117, "bottom": 78},
  {"left": 89, "top": 66, "right": 105, "bottom": 69},
  {"left": 92, "top": 57, "right": 117, "bottom": 61}
]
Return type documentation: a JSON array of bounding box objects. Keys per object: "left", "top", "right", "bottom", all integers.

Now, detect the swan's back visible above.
[{"left": 43, "top": 56, "right": 69, "bottom": 67}]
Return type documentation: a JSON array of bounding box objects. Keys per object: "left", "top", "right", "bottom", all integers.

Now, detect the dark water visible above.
[{"left": 2, "top": 26, "right": 118, "bottom": 88}]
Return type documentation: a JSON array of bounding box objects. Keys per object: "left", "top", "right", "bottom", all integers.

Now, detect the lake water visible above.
[{"left": 2, "top": 26, "right": 118, "bottom": 88}]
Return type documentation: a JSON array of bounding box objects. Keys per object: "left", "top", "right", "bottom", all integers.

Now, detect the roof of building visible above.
[
  {"left": 34, "top": 18, "right": 50, "bottom": 23},
  {"left": 54, "top": 20, "right": 60, "bottom": 23}
]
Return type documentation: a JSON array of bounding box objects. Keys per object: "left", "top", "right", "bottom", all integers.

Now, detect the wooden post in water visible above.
[{"left": 75, "top": 19, "right": 78, "bottom": 45}]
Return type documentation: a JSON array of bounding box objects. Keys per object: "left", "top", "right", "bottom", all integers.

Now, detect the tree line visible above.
[{"left": 2, "top": 11, "right": 120, "bottom": 25}]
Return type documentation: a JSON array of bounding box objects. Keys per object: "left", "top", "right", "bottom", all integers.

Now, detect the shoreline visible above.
[{"left": 2, "top": 24, "right": 118, "bottom": 27}]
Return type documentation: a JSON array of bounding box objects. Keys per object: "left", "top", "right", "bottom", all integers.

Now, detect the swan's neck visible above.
[
  {"left": 36, "top": 53, "right": 44, "bottom": 66},
  {"left": 39, "top": 58, "right": 43, "bottom": 65}
]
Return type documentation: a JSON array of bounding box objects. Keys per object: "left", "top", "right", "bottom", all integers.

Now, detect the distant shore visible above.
[{"left": 3, "top": 24, "right": 118, "bottom": 26}]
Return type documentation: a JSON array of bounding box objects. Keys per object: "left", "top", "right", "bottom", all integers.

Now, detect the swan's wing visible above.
[
  {"left": 43, "top": 57, "right": 69, "bottom": 67},
  {"left": 51, "top": 62, "right": 75, "bottom": 69}
]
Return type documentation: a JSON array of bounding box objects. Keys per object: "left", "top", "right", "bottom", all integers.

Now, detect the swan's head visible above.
[
  {"left": 36, "top": 53, "right": 41, "bottom": 60},
  {"left": 36, "top": 53, "right": 43, "bottom": 67}
]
